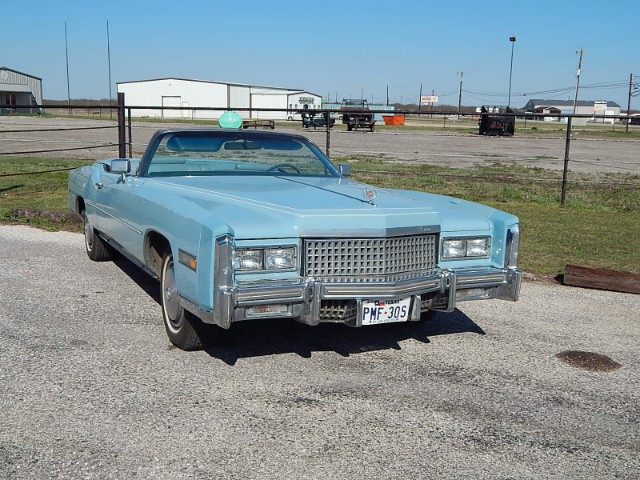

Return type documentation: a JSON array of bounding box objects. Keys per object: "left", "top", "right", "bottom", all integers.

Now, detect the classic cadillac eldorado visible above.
[{"left": 68, "top": 128, "right": 521, "bottom": 350}]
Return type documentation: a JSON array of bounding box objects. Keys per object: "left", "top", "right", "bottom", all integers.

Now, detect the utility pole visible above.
[
  {"left": 508, "top": 35, "right": 516, "bottom": 108},
  {"left": 107, "top": 20, "right": 113, "bottom": 118},
  {"left": 430, "top": 89, "right": 434, "bottom": 117},
  {"left": 386, "top": 85, "right": 389, "bottom": 106},
  {"left": 457, "top": 72, "right": 464, "bottom": 119},
  {"left": 626, "top": 73, "right": 634, "bottom": 134},
  {"left": 65, "top": 21, "right": 71, "bottom": 115},
  {"left": 418, "top": 83, "right": 423, "bottom": 115},
  {"left": 572, "top": 49, "right": 584, "bottom": 114}
]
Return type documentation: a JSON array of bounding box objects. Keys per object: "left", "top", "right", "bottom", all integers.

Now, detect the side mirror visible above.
[
  {"left": 110, "top": 159, "right": 130, "bottom": 183},
  {"left": 338, "top": 164, "right": 352, "bottom": 177},
  {"left": 111, "top": 159, "right": 130, "bottom": 174}
]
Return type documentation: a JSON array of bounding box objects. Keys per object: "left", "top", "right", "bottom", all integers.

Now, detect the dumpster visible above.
[
  {"left": 478, "top": 106, "right": 515, "bottom": 136},
  {"left": 382, "top": 114, "right": 405, "bottom": 125}
]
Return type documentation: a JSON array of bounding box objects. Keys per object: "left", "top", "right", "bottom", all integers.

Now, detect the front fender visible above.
[
  {"left": 68, "top": 165, "right": 94, "bottom": 215},
  {"left": 158, "top": 210, "right": 234, "bottom": 314}
]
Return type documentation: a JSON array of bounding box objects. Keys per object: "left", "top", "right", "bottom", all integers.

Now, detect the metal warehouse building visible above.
[
  {"left": 0, "top": 67, "right": 42, "bottom": 113},
  {"left": 523, "top": 99, "right": 621, "bottom": 118},
  {"left": 117, "top": 78, "right": 322, "bottom": 120}
]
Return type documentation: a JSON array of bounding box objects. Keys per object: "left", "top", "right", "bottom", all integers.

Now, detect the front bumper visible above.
[{"left": 188, "top": 262, "right": 522, "bottom": 329}]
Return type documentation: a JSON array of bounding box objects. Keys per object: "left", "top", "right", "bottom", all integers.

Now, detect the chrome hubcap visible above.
[
  {"left": 84, "top": 216, "right": 93, "bottom": 250},
  {"left": 163, "top": 259, "right": 181, "bottom": 328}
]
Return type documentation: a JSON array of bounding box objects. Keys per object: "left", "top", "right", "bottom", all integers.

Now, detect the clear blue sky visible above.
[{"left": 3, "top": 0, "right": 639, "bottom": 109}]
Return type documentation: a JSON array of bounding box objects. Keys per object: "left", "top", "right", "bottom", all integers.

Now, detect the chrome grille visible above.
[
  {"left": 304, "top": 235, "right": 438, "bottom": 282},
  {"left": 319, "top": 300, "right": 357, "bottom": 321}
]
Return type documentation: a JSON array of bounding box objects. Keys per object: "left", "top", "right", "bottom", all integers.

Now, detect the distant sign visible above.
[{"left": 420, "top": 95, "right": 439, "bottom": 105}]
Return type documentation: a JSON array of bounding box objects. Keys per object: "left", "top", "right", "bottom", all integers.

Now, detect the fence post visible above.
[
  {"left": 560, "top": 116, "right": 573, "bottom": 205},
  {"left": 127, "top": 107, "right": 133, "bottom": 158},
  {"left": 117, "top": 92, "right": 126, "bottom": 158},
  {"left": 325, "top": 110, "right": 331, "bottom": 157}
]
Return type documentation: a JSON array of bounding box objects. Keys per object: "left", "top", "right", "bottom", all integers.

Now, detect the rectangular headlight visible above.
[
  {"left": 233, "top": 246, "right": 297, "bottom": 271},
  {"left": 234, "top": 249, "right": 263, "bottom": 271},
  {"left": 264, "top": 248, "right": 296, "bottom": 270},
  {"left": 466, "top": 238, "right": 490, "bottom": 257},
  {"left": 442, "top": 237, "right": 490, "bottom": 259},
  {"left": 442, "top": 239, "right": 466, "bottom": 258}
]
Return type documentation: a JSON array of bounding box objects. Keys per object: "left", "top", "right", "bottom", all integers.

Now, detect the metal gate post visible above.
[
  {"left": 325, "top": 110, "right": 331, "bottom": 157},
  {"left": 127, "top": 107, "right": 133, "bottom": 158},
  {"left": 117, "top": 92, "right": 126, "bottom": 158}
]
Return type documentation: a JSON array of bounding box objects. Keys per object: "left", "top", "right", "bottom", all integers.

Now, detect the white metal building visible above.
[
  {"left": 523, "top": 99, "right": 621, "bottom": 117},
  {"left": 116, "top": 78, "right": 322, "bottom": 120},
  {"left": 0, "top": 67, "right": 42, "bottom": 113}
]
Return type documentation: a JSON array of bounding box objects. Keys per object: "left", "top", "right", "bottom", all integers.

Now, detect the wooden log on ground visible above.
[{"left": 564, "top": 265, "right": 640, "bottom": 294}]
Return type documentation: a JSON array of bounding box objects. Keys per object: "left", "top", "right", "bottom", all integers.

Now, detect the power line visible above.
[{"left": 465, "top": 78, "right": 632, "bottom": 100}]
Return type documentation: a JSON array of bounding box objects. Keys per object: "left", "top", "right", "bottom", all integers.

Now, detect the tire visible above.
[
  {"left": 161, "top": 251, "right": 215, "bottom": 351},
  {"left": 83, "top": 210, "right": 111, "bottom": 261}
]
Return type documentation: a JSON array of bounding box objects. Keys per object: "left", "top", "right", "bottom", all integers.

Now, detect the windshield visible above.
[{"left": 143, "top": 130, "right": 336, "bottom": 178}]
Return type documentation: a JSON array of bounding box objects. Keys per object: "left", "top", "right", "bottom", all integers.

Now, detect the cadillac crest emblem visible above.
[{"left": 363, "top": 187, "right": 377, "bottom": 203}]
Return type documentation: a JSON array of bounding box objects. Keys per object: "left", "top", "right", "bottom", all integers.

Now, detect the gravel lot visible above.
[
  {"left": 1, "top": 115, "right": 639, "bottom": 175},
  {"left": 1, "top": 224, "right": 639, "bottom": 479}
]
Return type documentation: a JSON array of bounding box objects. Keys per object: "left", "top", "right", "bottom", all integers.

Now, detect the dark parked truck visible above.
[{"left": 340, "top": 98, "right": 376, "bottom": 132}]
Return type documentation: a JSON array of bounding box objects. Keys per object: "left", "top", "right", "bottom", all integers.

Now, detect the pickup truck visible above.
[{"left": 339, "top": 99, "right": 376, "bottom": 132}]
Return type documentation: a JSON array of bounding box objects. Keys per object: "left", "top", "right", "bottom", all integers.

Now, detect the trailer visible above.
[{"left": 242, "top": 119, "right": 275, "bottom": 130}]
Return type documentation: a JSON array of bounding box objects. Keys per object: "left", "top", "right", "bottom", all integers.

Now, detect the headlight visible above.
[
  {"left": 233, "top": 247, "right": 296, "bottom": 271},
  {"left": 442, "top": 239, "right": 466, "bottom": 258},
  {"left": 265, "top": 248, "right": 296, "bottom": 270},
  {"left": 442, "top": 237, "right": 490, "bottom": 259},
  {"left": 234, "top": 249, "right": 264, "bottom": 271},
  {"left": 466, "top": 238, "right": 491, "bottom": 257}
]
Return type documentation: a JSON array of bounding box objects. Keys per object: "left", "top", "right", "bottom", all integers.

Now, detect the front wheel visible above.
[
  {"left": 161, "top": 251, "right": 215, "bottom": 350},
  {"left": 83, "top": 210, "right": 111, "bottom": 261}
]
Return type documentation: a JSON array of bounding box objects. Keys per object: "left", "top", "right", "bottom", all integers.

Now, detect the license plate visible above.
[{"left": 361, "top": 297, "right": 411, "bottom": 325}]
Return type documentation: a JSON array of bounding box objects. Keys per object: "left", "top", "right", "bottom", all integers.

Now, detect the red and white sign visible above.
[{"left": 420, "top": 95, "right": 439, "bottom": 105}]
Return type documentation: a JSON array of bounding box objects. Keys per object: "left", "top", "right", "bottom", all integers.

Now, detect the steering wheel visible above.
[{"left": 266, "top": 163, "right": 301, "bottom": 174}]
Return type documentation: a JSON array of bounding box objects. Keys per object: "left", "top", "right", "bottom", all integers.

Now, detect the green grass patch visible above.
[
  {"left": 340, "top": 155, "right": 640, "bottom": 275},
  {"left": 0, "top": 156, "right": 93, "bottom": 230},
  {"left": 1, "top": 154, "right": 639, "bottom": 275}
]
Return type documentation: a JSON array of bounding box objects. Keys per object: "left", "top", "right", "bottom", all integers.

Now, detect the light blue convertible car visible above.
[{"left": 68, "top": 128, "right": 521, "bottom": 350}]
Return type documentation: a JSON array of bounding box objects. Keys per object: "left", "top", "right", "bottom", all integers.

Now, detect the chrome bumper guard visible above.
[{"left": 194, "top": 255, "right": 522, "bottom": 328}]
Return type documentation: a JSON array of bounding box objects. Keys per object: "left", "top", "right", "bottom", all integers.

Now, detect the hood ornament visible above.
[{"left": 363, "top": 187, "right": 377, "bottom": 204}]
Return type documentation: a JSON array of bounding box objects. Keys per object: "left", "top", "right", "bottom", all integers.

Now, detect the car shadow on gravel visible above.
[
  {"left": 205, "top": 311, "right": 485, "bottom": 365},
  {"left": 110, "top": 254, "right": 485, "bottom": 364},
  {"left": 112, "top": 254, "right": 161, "bottom": 303}
]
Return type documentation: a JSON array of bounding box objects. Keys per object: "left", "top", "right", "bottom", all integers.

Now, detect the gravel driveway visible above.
[{"left": 1, "top": 225, "right": 638, "bottom": 479}]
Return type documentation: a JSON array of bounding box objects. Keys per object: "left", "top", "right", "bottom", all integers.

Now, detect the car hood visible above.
[{"left": 142, "top": 175, "right": 496, "bottom": 239}]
